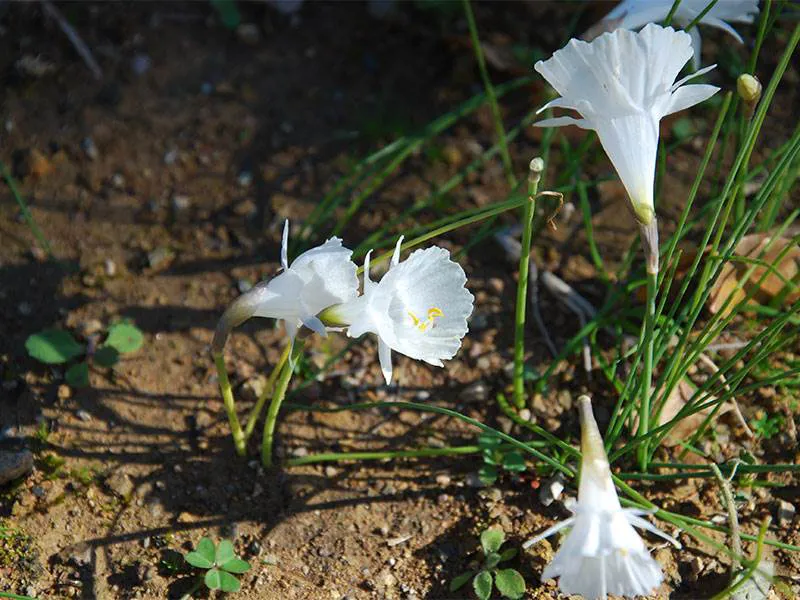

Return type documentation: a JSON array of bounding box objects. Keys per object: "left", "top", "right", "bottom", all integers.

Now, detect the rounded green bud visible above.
[{"left": 737, "top": 74, "right": 762, "bottom": 107}]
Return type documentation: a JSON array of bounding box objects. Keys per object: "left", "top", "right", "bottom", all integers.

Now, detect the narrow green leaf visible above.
[
  {"left": 65, "top": 362, "right": 89, "bottom": 387},
  {"left": 218, "top": 570, "right": 241, "bottom": 593},
  {"left": 204, "top": 568, "right": 222, "bottom": 590},
  {"left": 502, "top": 451, "right": 526, "bottom": 472},
  {"left": 221, "top": 557, "right": 250, "bottom": 574},
  {"left": 105, "top": 322, "right": 144, "bottom": 354},
  {"left": 25, "top": 329, "right": 83, "bottom": 364},
  {"left": 478, "top": 465, "right": 498, "bottom": 485},
  {"left": 494, "top": 568, "right": 526, "bottom": 599},
  {"left": 498, "top": 547, "right": 517, "bottom": 562},
  {"left": 473, "top": 570, "right": 493, "bottom": 600},
  {"left": 449, "top": 571, "right": 474, "bottom": 592},
  {"left": 215, "top": 539, "right": 236, "bottom": 566},
  {"left": 94, "top": 345, "right": 120, "bottom": 368},
  {"left": 481, "top": 528, "right": 505, "bottom": 554}
]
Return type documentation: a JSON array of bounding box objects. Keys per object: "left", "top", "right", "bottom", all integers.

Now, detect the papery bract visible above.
[
  {"left": 211, "top": 221, "right": 359, "bottom": 353},
  {"left": 323, "top": 238, "right": 474, "bottom": 384},
  {"left": 534, "top": 24, "right": 719, "bottom": 229},
  {"left": 524, "top": 396, "right": 680, "bottom": 599}
]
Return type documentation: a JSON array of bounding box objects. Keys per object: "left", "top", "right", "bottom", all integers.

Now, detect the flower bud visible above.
[{"left": 737, "top": 74, "right": 762, "bottom": 119}]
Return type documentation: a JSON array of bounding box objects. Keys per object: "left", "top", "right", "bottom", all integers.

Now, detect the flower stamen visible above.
[{"left": 408, "top": 307, "right": 444, "bottom": 332}]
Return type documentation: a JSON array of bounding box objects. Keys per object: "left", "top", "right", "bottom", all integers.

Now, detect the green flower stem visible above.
[
  {"left": 286, "top": 400, "right": 574, "bottom": 477},
  {"left": 285, "top": 445, "right": 481, "bottom": 467},
  {"left": 243, "top": 342, "right": 291, "bottom": 441},
  {"left": 637, "top": 269, "right": 658, "bottom": 471},
  {"left": 708, "top": 518, "right": 770, "bottom": 600},
  {"left": 261, "top": 343, "right": 303, "bottom": 468},
  {"left": 213, "top": 352, "right": 246, "bottom": 457},
  {"left": 512, "top": 159, "right": 544, "bottom": 409},
  {"left": 0, "top": 160, "right": 53, "bottom": 258},
  {"left": 462, "top": 0, "right": 515, "bottom": 188}
]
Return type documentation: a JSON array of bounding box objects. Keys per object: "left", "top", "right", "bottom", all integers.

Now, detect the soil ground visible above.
[{"left": 1, "top": 2, "right": 798, "bottom": 599}]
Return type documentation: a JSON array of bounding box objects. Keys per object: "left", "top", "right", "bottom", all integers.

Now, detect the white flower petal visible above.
[
  {"left": 664, "top": 83, "right": 719, "bottom": 117},
  {"left": 534, "top": 24, "right": 718, "bottom": 225},
  {"left": 378, "top": 338, "right": 393, "bottom": 384},
  {"left": 534, "top": 116, "right": 591, "bottom": 129},
  {"left": 281, "top": 219, "right": 289, "bottom": 270},
  {"left": 595, "top": 0, "right": 758, "bottom": 69},
  {"left": 529, "top": 397, "right": 672, "bottom": 599},
  {"left": 331, "top": 245, "right": 473, "bottom": 379}
]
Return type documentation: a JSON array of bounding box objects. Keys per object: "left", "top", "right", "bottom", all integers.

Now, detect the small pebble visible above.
[
  {"left": 163, "top": 149, "right": 178, "bottom": 165},
  {"left": 76, "top": 410, "right": 91, "bottom": 422},
  {"left": 461, "top": 381, "right": 489, "bottom": 403},
  {"left": 18, "top": 302, "right": 32, "bottom": 316},
  {"left": 81, "top": 137, "right": 98, "bottom": 160},
  {"left": 237, "top": 171, "right": 253, "bottom": 187},
  {"left": 131, "top": 54, "right": 151, "bottom": 75},
  {"left": 776, "top": 499, "right": 796, "bottom": 526},
  {"left": 539, "top": 473, "right": 566, "bottom": 507},
  {"left": 435, "top": 474, "right": 451, "bottom": 487},
  {"left": 171, "top": 195, "right": 191, "bottom": 211},
  {"left": 58, "top": 385, "right": 72, "bottom": 400},
  {"left": 237, "top": 279, "right": 253, "bottom": 293}
]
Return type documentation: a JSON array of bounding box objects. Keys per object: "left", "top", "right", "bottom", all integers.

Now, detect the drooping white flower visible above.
[
  {"left": 322, "top": 238, "right": 474, "bottom": 384},
  {"left": 524, "top": 395, "right": 680, "bottom": 600},
  {"left": 211, "top": 221, "right": 359, "bottom": 353},
  {"left": 534, "top": 24, "right": 719, "bottom": 229},
  {"left": 595, "top": 0, "right": 759, "bottom": 69}
]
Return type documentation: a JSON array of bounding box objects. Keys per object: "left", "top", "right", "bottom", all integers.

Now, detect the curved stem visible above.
[
  {"left": 637, "top": 269, "right": 658, "bottom": 471},
  {"left": 244, "top": 342, "right": 291, "bottom": 441},
  {"left": 285, "top": 445, "right": 480, "bottom": 467},
  {"left": 261, "top": 343, "right": 303, "bottom": 467},
  {"left": 512, "top": 159, "right": 543, "bottom": 409},
  {"left": 214, "top": 353, "right": 246, "bottom": 456}
]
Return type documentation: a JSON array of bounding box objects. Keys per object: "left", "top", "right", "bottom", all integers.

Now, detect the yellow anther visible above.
[{"left": 408, "top": 307, "right": 443, "bottom": 332}]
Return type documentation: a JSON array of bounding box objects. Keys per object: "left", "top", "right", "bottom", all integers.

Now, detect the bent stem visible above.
[
  {"left": 262, "top": 342, "right": 303, "bottom": 468},
  {"left": 512, "top": 158, "right": 544, "bottom": 409},
  {"left": 285, "top": 445, "right": 480, "bottom": 467},
  {"left": 637, "top": 269, "right": 658, "bottom": 471},
  {"left": 214, "top": 352, "right": 246, "bottom": 456},
  {"left": 244, "top": 342, "right": 291, "bottom": 441}
]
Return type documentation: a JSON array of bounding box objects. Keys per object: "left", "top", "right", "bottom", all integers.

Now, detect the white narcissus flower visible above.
[
  {"left": 524, "top": 395, "right": 680, "bottom": 600},
  {"left": 534, "top": 24, "right": 719, "bottom": 230},
  {"left": 595, "top": 0, "right": 759, "bottom": 69},
  {"left": 322, "top": 238, "right": 474, "bottom": 384},
  {"left": 211, "top": 221, "right": 359, "bottom": 353}
]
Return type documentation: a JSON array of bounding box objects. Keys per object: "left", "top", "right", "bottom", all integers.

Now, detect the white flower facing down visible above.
[
  {"left": 598, "top": 0, "right": 759, "bottom": 69},
  {"left": 324, "top": 238, "right": 474, "bottom": 384},
  {"left": 211, "top": 221, "right": 358, "bottom": 353},
  {"left": 534, "top": 23, "right": 719, "bottom": 227},
  {"left": 524, "top": 396, "right": 680, "bottom": 600}
]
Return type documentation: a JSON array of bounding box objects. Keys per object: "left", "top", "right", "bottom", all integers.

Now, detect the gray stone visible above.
[
  {"left": 539, "top": 473, "right": 566, "bottom": 507},
  {"left": 776, "top": 499, "right": 796, "bottom": 526},
  {"left": 106, "top": 471, "right": 134, "bottom": 498},
  {"left": 0, "top": 449, "right": 34, "bottom": 485},
  {"left": 461, "top": 381, "right": 489, "bottom": 404}
]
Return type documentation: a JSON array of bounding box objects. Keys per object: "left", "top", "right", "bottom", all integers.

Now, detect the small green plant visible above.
[
  {"left": 751, "top": 412, "right": 784, "bottom": 440},
  {"left": 25, "top": 321, "right": 143, "bottom": 387},
  {"left": 477, "top": 433, "right": 526, "bottom": 486},
  {"left": 183, "top": 537, "right": 251, "bottom": 596},
  {"left": 450, "top": 528, "right": 525, "bottom": 600}
]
